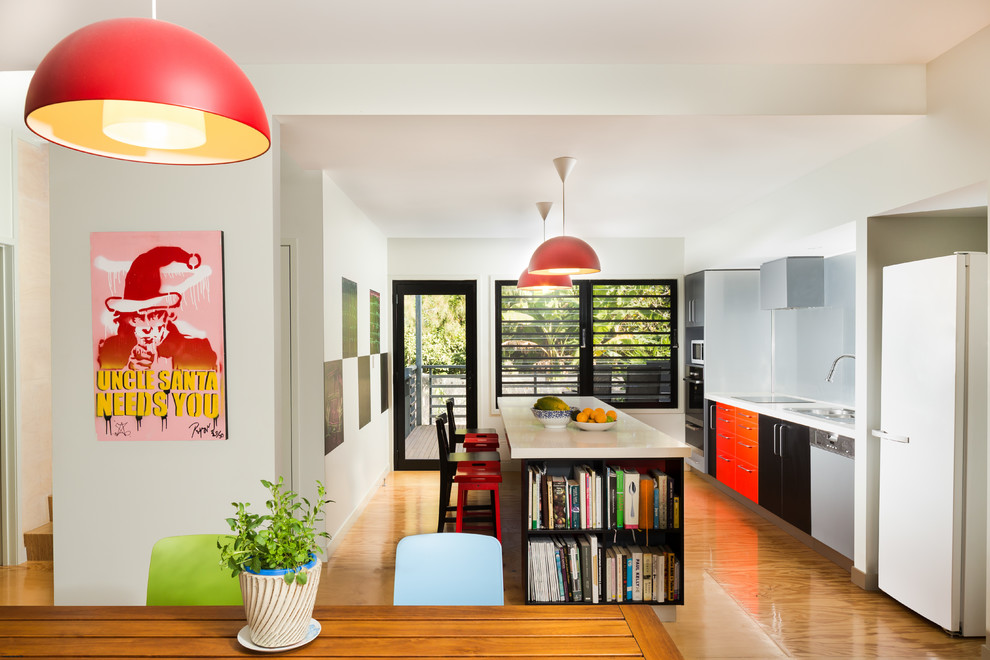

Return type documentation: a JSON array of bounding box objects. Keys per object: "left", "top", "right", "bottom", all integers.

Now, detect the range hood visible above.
[{"left": 760, "top": 256, "right": 824, "bottom": 309}]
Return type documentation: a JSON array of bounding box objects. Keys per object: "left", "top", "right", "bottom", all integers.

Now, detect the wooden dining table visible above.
[{"left": 0, "top": 603, "right": 682, "bottom": 658}]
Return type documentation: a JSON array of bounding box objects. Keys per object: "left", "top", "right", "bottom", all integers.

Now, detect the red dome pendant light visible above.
[
  {"left": 527, "top": 157, "right": 601, "bottom": 275},
  {"left": 517, "top": 202, "right": 573, "bottom": 291},
  {"left": 24, "top": 15, "right": 270, "bottom": 165}
]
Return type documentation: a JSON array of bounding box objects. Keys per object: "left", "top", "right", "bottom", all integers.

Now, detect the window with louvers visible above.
[
  {"left": 496, "top": 279, "right": 677, "bottom": 409},
  {"left": 591, "top": 282, "right": 674, "bottom": 407},
  {"left": 496, "top": 284, "right": 581, "bottom": 398}
]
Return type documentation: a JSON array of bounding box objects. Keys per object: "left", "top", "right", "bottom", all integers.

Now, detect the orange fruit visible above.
[
  {"left": 582, "top": 407, "right": 593, "bottom": 416},
  {"left": 576, "top": 412, "right": 589, "bottom": 423},
  {"left": 593, "top": 411, "right": 607, "bottom": 423}
]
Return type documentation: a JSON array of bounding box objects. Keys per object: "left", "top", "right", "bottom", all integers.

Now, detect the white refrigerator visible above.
[{"left": 873, "top": 252, "right": 987, "bottom": 636}]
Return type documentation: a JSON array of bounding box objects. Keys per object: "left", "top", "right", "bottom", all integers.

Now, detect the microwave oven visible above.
[{"left": 690, "top": 339, "right": 704, "bottom": 365}]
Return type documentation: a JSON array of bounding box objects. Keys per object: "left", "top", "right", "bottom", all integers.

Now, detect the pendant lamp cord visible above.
[
  {"left": 152, "top": 0, "right": 157, "bottom": 19},
  {"left": 561, "top": 178, "right": 566, "bottom": 236}
]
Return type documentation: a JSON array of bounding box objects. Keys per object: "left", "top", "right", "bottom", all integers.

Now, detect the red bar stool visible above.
[
  {"left": 446, "top": 398, "right": 500, "bottom": 451},
  {"left": 454, "top": 467, "right": 502, "bottom": 542},
  {"left": 435, "top": 414, "right": 501, "bottom": 536}
]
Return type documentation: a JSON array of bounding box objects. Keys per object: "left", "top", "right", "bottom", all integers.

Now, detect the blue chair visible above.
[
  {"left": 147, "top": 534, "right": 243, "bottom": 606},
  {"left": 393, "top": 533, "right": 504, "bottom": 606}
]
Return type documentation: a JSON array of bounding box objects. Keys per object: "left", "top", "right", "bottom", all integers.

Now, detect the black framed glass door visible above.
[{"left": 391, "top": 280, "right": 478, "bottom": 470}]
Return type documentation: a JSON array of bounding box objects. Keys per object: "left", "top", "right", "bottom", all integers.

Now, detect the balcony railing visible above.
[{"left": 403, "top": 364, "right": 467, "bottom": 437}]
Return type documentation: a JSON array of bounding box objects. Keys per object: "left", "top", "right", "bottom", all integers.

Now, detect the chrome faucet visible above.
[{"left": 825, "top": 354, "right": 855, "bottom": 382}]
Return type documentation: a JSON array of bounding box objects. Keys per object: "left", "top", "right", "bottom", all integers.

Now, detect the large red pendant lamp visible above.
[
  {"left": 517, "top": 202, "right": 573, "bottom": 291},
  {"left": 527, "top": 157, "right": 601, "bottom": 275},
  {"left": 24, "top": 17, "right": 270, "bottom": 165}
]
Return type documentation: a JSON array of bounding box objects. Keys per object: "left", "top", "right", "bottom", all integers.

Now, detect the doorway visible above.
[{"left": 391, "top": 281, "right": 478, "bottom": 470}]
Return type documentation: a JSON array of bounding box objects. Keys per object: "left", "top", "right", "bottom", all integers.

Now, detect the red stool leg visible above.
[{"left": 492, "top": 483, "right": 501, "bottom": 542}]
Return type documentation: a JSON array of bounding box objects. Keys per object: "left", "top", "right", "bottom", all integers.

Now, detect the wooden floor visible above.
[{"left": 4, "top": 468, "right": 986, "bottom": 658}]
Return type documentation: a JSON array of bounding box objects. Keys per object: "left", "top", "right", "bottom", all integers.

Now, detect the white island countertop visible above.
[{"left": 498, "top": 396, "right": 692, "bottom": 460}]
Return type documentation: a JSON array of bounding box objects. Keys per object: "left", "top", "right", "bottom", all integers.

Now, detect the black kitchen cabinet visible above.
[
  {"left": 706, "top": 399, "right": 718, "bottom": 477},
  {"left": 758, "top": 415, "right": 811, "bottom": 533}
]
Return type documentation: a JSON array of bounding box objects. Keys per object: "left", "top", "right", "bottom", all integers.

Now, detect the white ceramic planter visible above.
[{"left": 239, "top": 558, "right": 321, "bottom": 648}]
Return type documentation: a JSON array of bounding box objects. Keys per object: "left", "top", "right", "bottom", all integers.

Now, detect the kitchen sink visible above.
[{"left": 785, "top": 407, "right": 855, "bottom": 423}]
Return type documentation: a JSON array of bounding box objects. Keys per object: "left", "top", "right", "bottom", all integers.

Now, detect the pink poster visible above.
[{"left": 90, "top": 231, "right": 227, "bottom": 441}]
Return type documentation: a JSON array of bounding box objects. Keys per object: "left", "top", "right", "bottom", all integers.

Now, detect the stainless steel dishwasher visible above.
[{"left": 810, "top": 428, "right": 854, "bottom": 559}]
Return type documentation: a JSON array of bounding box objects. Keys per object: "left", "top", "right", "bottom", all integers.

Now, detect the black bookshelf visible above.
[{"left": 520, "top": 457, "right": 685, "bottom": 606}]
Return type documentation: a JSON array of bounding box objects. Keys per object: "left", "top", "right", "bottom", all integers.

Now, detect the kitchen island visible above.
[{"left": 498, "top": 396, "right": 691, "bottom": 613}]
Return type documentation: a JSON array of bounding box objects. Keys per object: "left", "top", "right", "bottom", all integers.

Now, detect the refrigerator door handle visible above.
[
  {"left": 872, "top": 429, "right": 910, "bottom": 444},
  {"left": 779, "top": 424, "right": 785, "bottom": 458},
  {"left": 773, "top": 423, "right": 779, "bottom": 456}
]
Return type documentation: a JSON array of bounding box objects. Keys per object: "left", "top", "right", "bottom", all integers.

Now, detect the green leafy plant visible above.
[{"left": 218, "top": 477, "right": 332, "bottom": 585}]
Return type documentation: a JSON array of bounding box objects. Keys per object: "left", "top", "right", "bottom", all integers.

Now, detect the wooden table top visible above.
[
  {"left": 498, "top": 396, "right": 691, "bottom": 460},
  {"left": 0, "top": 604, "right": 682, "bottom": 659}
]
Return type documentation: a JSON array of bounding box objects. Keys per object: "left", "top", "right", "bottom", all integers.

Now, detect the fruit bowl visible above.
[
  {"left": 572, "top": 420, "right": 618, "bottom": 432},
  {"left": 531, "top": 407, "right": 573, "bottom": 429}
]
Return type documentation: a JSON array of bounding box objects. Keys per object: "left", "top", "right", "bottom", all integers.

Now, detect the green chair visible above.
[{"left": 146, "top": 534, "right": 243, "bottom": 606}]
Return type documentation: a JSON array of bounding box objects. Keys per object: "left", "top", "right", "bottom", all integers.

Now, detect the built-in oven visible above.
[{"left": 684, "top": 364, "right": 706, "bottom": 473}]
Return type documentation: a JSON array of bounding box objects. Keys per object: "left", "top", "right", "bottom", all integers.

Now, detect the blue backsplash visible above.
[{"left": 771, "top": 252, "right": 855, "bottom": 406}]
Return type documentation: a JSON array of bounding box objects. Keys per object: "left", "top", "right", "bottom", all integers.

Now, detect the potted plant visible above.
[{"left": 219, "top": 477, "right": 331, "bottom": 648}]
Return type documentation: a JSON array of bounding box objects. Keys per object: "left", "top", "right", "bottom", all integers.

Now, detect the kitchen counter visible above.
[
  {"left": 707, "top": 392, "right": 856, "bottom": 437},
  {"left": 498, "top": 396, "right": 692, "bottom": 459}
]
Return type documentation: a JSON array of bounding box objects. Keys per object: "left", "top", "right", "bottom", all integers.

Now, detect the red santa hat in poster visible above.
[{"left": 90, "top": 231, "right": 227, "bottom": 441}]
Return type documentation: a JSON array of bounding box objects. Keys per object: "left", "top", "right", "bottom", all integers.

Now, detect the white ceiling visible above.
[{"left": 2, "top": 1, "right": 989, "bottom": 247}]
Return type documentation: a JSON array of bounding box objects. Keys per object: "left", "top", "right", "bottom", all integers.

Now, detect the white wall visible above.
[
  {"left": 277, "top": 147, "right": 327, "bottom": 538},
  {"left": 49, "top": 148, "right": 278, "bottom": 605},
  {"left": 15, "top": 138, "right": 51, "bottom": 557},
  {"left": 387, "top": 237, "right": 687, "bottom": 444},
  {"left": 321, "top": 174, "right": 391, "bottom": 551}
]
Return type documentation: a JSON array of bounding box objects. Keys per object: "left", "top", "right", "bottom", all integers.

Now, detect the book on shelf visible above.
[
  {"left": 564, "top": 536, "right": 582, "bottom": 602},
  {"left": 567, "top": 478, "right": 581, "bottom": 529},
  {"left": 623, "top": 469, "right": 640, "bottom": 529},
  {"left": 650, "top": 547, "right": 665, "bottom": 603},
  {"left": 594, "top": 470, "right": 603, "bottom": 528},
  {"left": 544, "top": 471, "right": 554, "bottom": 530},
  {"left": 630, "top": 545, "right": 644, "bottom": 601},
  {"left": 577, "top": 536, "right": 592, "bottom": 603},
  {"left": 623, "top": 546, "right": 633, "bottom": 601},
  {"left": 663, "top": 545, "right": 676, "bottom": 601},
  {"left": 615, "top": 468, "right": 625, "bottom": 528},
  {"left": 551, "top": 476, "right": 568, "bottom": 529},
  {"left": 573, "top": 465, "right": 588, "bottom": 529},
  {"left": 639, "top": 475, "right": 654, "bottom": 530},
  {"left": 643, "top": 548, "right": 653, "bottom": 602},
  {"left": 606, "top": 467, "right": 617, "bottom": 529},
  {"left": 588, "top": 533, "right": 600, "bottom": 604}
]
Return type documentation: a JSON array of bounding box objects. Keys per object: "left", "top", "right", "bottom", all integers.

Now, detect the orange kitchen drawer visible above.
[
  {"left": 716, "top": 451, "right": 735, "bottom": 490},
  {"left": 735, "top": 436, "right": 758, "bottom": 466},
  {"left": 716, "top": 402, "right": 736, "bottom": 417},
  {"left": 717, "top": 431, "right": 736, "bottom": 456},
  {"left": 735, "top": 419, "right": 759, "bottom": 443},
  {"left": 735, "top": 459, "right": 758, "bottom": 503},
  {"left": 735, "top": 407, "right": 758, "bottom": 426}
]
